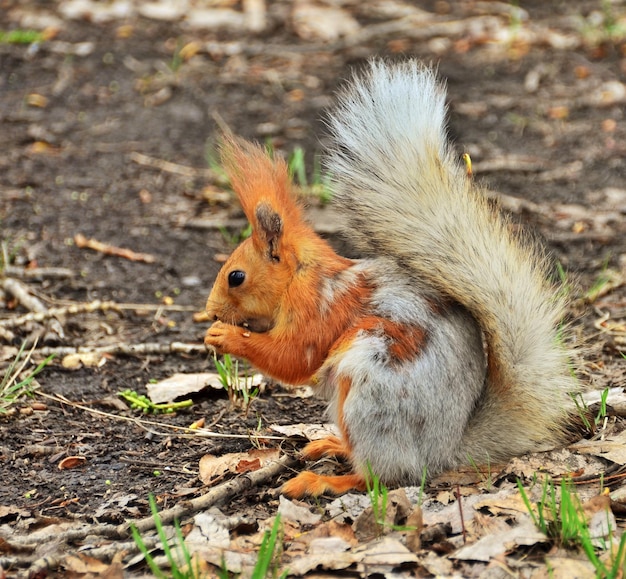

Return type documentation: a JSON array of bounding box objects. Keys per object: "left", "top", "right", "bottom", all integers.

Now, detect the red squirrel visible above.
[{"left": 204, "top": 60, "right": 576, "bottom": 498}]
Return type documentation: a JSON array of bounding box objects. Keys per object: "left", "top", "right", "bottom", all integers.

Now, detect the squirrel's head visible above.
[
  {"left": 206, "top": 201, "right": 301, "bottom": 333},
  {"left": 205, "top": 136, "right": 316, "bottom": 333}
]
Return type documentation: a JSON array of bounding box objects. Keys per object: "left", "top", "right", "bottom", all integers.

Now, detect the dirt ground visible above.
[{"left": 1, "top": 0, "right": 626, "bottom": 577}]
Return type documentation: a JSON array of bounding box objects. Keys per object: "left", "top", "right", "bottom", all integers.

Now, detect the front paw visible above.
[{"left": 204, "top": 321, "right": 245, "bottom": 355}]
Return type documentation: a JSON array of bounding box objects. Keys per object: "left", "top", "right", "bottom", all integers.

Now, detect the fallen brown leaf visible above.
[
  {"left": 58, "top": 456, "right": 87, "bottom": 470},
  {"left": 198, "top": 448, "right": 281, "bottom": 484}
]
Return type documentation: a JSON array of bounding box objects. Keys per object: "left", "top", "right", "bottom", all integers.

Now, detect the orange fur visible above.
[
  {"left": 205, "top": 139, "right": 433, "bottom": 497},
  {"left": 205, "top": 60, "right": 577, "bottom": 498},
  {"left": 282, "top": 472, "right": 366, "bottom": 498},
  {"left": 329, "top": 316, "right": 427, "bottom": 365},
  {"left": 205, "top": 138, "right": 372, "bottom": 386},
  {"left": 335, "top": 375, "right": 353, "bottom": 449},
  {"left": 300, "top": 436, "right": 351, "bottom": 460}
]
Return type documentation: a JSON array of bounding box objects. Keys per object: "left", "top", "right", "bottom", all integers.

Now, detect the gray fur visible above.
[
  {"left": 320, "top": 60, "right": 577, "bottom": 480},
  {"left": 318, "top": 259, "right": 486, "bottom": 482}
]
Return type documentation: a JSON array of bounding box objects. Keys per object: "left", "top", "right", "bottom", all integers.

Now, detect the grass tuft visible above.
[{"left": 1, "top": 341, "right": 54, "bottom": 413}]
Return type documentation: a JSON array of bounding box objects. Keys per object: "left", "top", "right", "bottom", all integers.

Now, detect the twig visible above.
[
  {"left": 456, "top": 485, "right": 467, "bottom": 545},
  {"left": 74, "top": 233, "right": 156, "bottom": 263},
  {"left": 39, "top": 392, "right": 286, "bottom": 442},
  {"left": 3, "top": 521, "right": 137, "bottom": 574},
  {"left": 0, "top": 299, "right": 119, "bottom": 329},
  {"left": 33, "top": 341, "right": 207, "bottom": 357},
  {"left": 120, "top": 453, "right": 297, "bottom": 535},
  {"left": 2, "top": 277, "right": 64, "bottom": 339},
  {"left": 182, "top": 215, "right": 247, "bottom": 231},
  {"left": 535, "top": 160, "right": 583, "bottom": 182},
  {"left": 0, "top": 326, "right": 15, "bottom": 342},
  {"left": 0, "top": 299, "right": 199, "bottom": 330},
  {"left": 77, "top": 537, "right": 156, "bottom": 562},
  {"left": 2, "top": 278, "right": 49, "bottom": 314},
  {"left": 5, "top": 523, "right": 120, "bottom": 549},
  {"left": 2, "top": 265, "right": 74, "bottom": 279},
  {"left": 129, "top": 151, "right": 215, "bottom": 179}
]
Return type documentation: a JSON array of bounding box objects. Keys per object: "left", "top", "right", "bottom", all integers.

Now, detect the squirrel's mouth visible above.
[
  {"left": 211, "top": 314, "right": 274, "bottom": 334},
  {"left": 238, "top": 318, "right": 274, "bottom": 333}
]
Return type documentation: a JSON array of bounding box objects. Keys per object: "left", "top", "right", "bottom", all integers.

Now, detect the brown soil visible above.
[{"left": 1, "top": 0, "right": 626, "bottom": 576}]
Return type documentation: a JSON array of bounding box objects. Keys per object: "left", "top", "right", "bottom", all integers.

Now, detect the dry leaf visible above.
[
  {"left": 419, "top": 550, "right": 454, "bottom": 576},
  {"left": 572, "top": 430, "right": 626, "bottom": 465},
  {"left": 583, "top": 493, "right": 616, "bottom": 546},
  {"left": 285, "top": 537, "right": 417, "bottom": 576},
  {"left": 185, "top": 512, "right": 230, "bottom": 551},
  {"left": 504, "top": 448, "right": 605, "bottom": 480},
  {"left": 60, "top": 0, "right": 135, "bottom": 23},
  {"left": 591, "top": 81, "right": 626, "bottom": 106},
  {"left": 235, "top": 458, "right": 261, "bottom": 473},
  {"left": 308, "top": 536, "right": 351, "bottom": 553},
  {"left": 147, "top": 372, "right": 225, "bottom": 403},
  {"left": 138, "top": 2, "right": 187, "bottom": 20},
  {"left": 0, "top": 505, "right": 31, "bottom": 520},
  {"left": 431, "top": 465, "right": 494, "bottom": 486},
  {"left": 452, "top": 517, "right": 547, "bottom": 561},
  {"left": 422, "top": 492, "right": 485, "bottom": 534},
  {"left": 270, "top": 423, "right": 339, "bottom": 440},
  {"left": 302, "top": 520, "right": 357, "bottom": 546},
  {"left": 581, "top": 387, "right": 626, "bottom": 408},
  {"left": 327, "top": 493, "right": 372, "bottom": 522},
  {"left": 354, "top": 489, "right": 411, "bottom": 542},
  {"left": 185, "top": 546, "right": 257, "bottom": 575},
  {"left": 542, "top": 556, "right": 597, "bottom": 578},
  {"left": 278, "top": 495, "right": 322, "bottom": 525},
  {"left": 356, "top": 537, "right": 418, "bottom": 574},
  {"left": 63, "top": 554, "right": 110, "bottom": 574},
  {"left": 473, "top": 487, "right": 530, "bottom": 517},
  {"left": 58, "top": 456, "right": 87, "bottom": 470},
  {"left": 185, "top": 8, "right": 245, "bottom": 30},
  {"left": 469, "top": 511, "right": 512, "bottom": 542},
  {"left": 26, "top": 94, "right": 48, "bottom": 108},
  {"left": 198, "top": 448, "right": 281, "bottom": 484},
  {"left": 405, "top": 505, "right": 423, "bottom": 552},
  {"left": 286, "top": 548, "right": 357, "bottom": 575}
]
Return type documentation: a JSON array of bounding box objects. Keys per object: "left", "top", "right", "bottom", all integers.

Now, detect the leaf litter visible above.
[{"left": 2, "top": 0, "right": 626, "bottom": 576}]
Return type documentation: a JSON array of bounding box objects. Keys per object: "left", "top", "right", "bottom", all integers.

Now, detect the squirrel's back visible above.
[{"left": 326, "top": 60, "right": 576, "bottom": 462}]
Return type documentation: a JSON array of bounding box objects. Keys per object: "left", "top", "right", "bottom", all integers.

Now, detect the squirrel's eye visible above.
[{"left": 228, "top": 270, "right": 246, "bottom": 288}]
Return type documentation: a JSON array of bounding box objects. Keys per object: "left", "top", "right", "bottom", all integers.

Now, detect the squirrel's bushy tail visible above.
[{"left": 327, "top": 60, "right": 576, "bottom": 462}]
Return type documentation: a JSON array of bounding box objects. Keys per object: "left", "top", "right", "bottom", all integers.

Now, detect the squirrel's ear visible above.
[{"left": 255, "top": 202, "right": 283, "bottom": 261}]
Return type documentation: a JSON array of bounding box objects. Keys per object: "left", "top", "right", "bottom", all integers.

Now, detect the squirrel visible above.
[{"left": 204, "top": 60, "right": 577, "bottom": 498}]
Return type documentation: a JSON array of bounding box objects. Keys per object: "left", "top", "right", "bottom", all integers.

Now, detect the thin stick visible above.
[
  {"left": 129, "top": 151, "right": 214, "bottom": 179},
  {"left": 2, "top": 278, "right": 49, "bottom": 314},
  {"left": 2, "top": 265, "right": 75, "bottom": 279},
  {"left": 39, "top": 392, "right": 286, "bottom": 442},
  {"left": 33, "top": 341, "right": 207, "bottom": 357},
  {"left": 74, "top": 233, "right": 156, "bottom": 263},
  {"left": 456, "top": 484, "right": 467, "bottom": 545},
  {"left": 0, "top": 300, "right": 199, "bottom": 329},
  {"left": 120, "top": 453, "right": 297, "bottom": 535},
  {"left": 2, "top": 277, "right": 65, "bottom": 338}
]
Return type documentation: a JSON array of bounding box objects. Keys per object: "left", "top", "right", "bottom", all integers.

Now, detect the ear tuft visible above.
[{"left": 255, "top": 202, "right": 283, "bottom": 261}]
